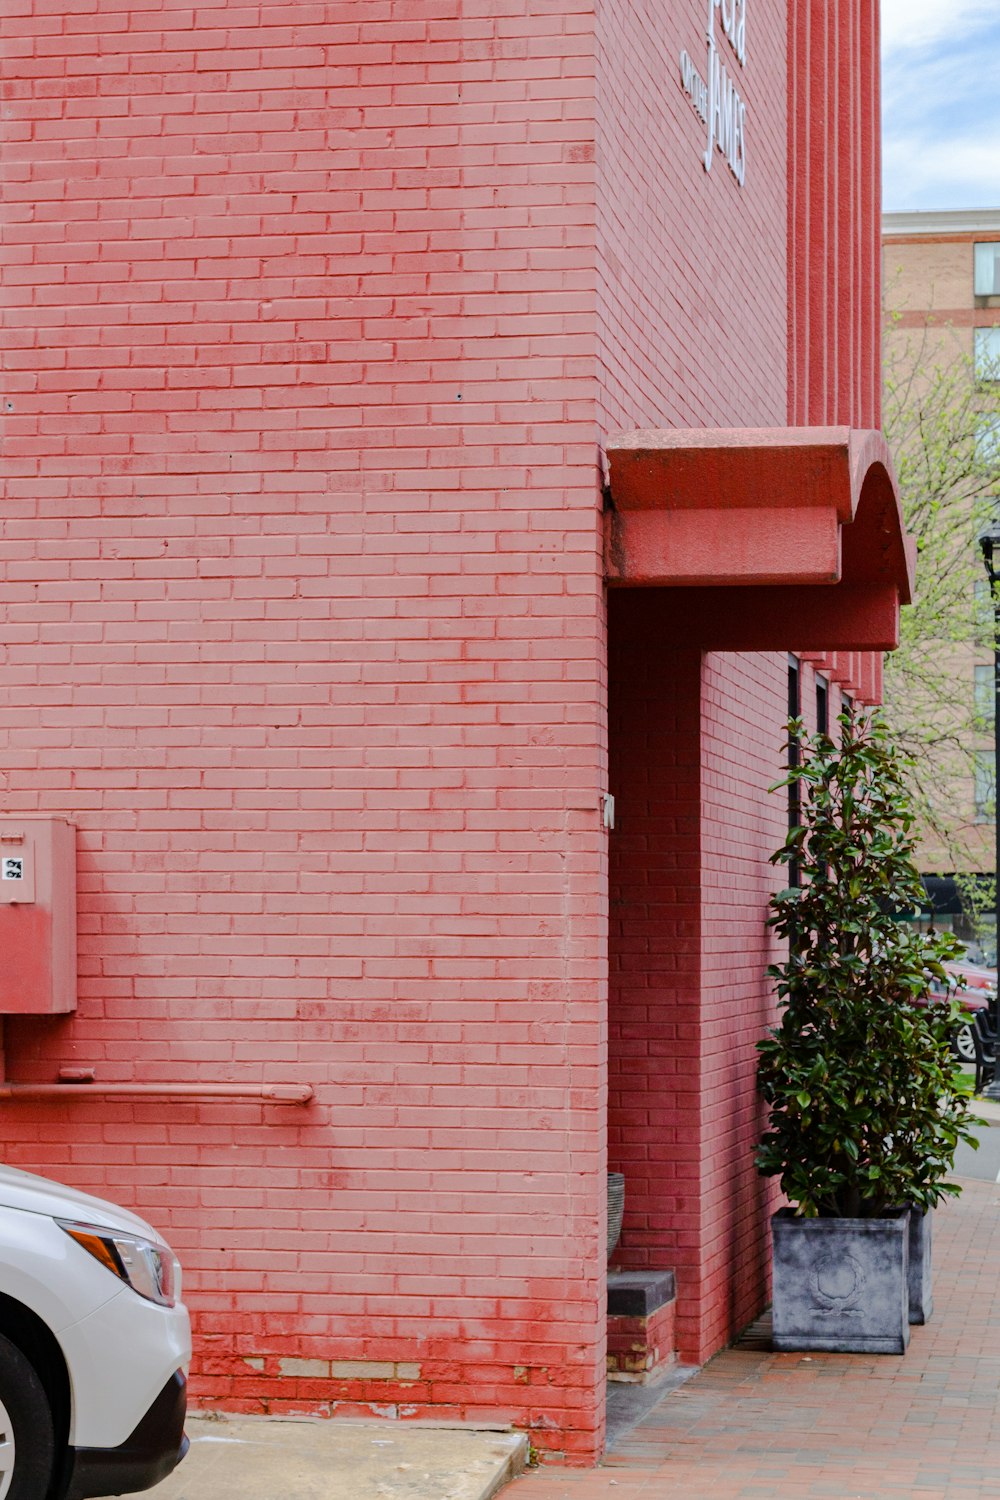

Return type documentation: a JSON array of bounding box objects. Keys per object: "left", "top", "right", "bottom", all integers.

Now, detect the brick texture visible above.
[
  {"left": 1, "top": 0, "right": 608, "bottom": 1462},
  {"left": 596, "top": 0, "right": 792, "bottom": 1371},
  {"left": 507, "top": 1180, "right": 1000, "bottom": 1497},
  {"left": 607, "top": 619, "right": 856, "bottom": 1366},
  {"left": 595, "top": 0, "right": 788, "bottom": 437},
  {"left": 607, "top": 610, "right": 781, "bottom": 1365},
  {"left": 787, "top": 0, "right": 881, "bottom": 430},
  {"left": 0, "top": 0, "right": 887, "bottom": 1465},
  {"left": 606, "top": 1300, "right": 676, "bottom": 1379}
]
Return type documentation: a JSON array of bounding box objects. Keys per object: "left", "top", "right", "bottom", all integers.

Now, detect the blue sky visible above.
[{"left": 881, "top": 0, "right": 1000, "bottom": 211}]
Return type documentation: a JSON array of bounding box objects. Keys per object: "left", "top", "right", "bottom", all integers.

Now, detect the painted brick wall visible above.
[
  {"left": 607, "top": 602, "right": 787, "bottom": 1364},
  {"left": 608, "top": 636, "right": 854, "bottom": 1365},
  {"left": 787, "top": 0, "right": 885, "bottom": 712},
  {"left": 602, "top": 0, "right": 886, "bottom": 1370},
  {"left": 697, "top": 649, "right": 787, "bottom": 1358},
  {"left": 1, "top": 0, "right": 890, "bottom": 1460},
  {"left": 596, "top": 0, "right": 793, "bottom": 1365},
  {"left": 606, "top": 1298, "right": 676, "bottom": 1378},
  {"left": 606, "top": 624, "right": 702, "bottom": 1355},
  {"left": 595, "top": 0, "right": 788, "bottom": 439},
  {"left": 1, "top": 0, "right": 610, "bottom": 1461},
  {"left": 787, "top": 0, "right": 881, "bottom": 430}
]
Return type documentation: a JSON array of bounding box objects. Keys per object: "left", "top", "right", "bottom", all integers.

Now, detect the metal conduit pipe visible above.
[{"left": 0, "top": 1082, "right": 314, "bottom": 1104}]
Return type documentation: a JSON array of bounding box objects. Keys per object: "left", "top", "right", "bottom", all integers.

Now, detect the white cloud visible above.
[
  {"left": 881, "top": 0, "right": 997, "bottom": 53},
  {"left": 881, "top": 1, "right": 1000, "bottom": 210},
  {"left": 884, "top": 135, "right": 1000, "bottom": 213}
]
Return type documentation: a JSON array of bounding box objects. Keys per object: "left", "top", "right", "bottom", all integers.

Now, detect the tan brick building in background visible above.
[{"left": 883, "top": 209, "right": 1000, "bottom": 950}]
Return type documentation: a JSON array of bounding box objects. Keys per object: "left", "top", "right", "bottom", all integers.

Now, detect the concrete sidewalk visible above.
[
  {"left": 112, "top": 1417, "right": 527, "bottom": 1500},
  {"left": 506, "top": 1171, "right": 1000, "bottom": 1498},
  {"left": 121, "top": 1099, "right": 1000, "bottom": 1500}
]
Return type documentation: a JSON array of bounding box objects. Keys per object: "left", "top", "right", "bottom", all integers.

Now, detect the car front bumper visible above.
[{"left": 63, "top": 1369, "right": 188, "bottom": 1499}]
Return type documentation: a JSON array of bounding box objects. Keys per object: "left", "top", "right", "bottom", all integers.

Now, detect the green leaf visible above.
[{"left": 757, "top": 708, "right": 979, "bottom": 1217}]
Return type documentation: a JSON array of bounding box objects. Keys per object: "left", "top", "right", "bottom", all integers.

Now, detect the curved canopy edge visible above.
[{"left": 604, "top": 426, "right": 914, "bottom": 650}]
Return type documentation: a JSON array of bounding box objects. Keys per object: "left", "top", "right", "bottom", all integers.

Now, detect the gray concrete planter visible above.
[
  {"left": 771, "top": 1208, "right": 909, "bottom": 1354},
  {"left": 907, "top": 1206, "right": 932, "bottom": 1325}
]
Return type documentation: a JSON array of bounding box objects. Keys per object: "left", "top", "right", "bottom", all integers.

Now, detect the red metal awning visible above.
[{"left": 604, "top": 427, "right": 915, "bottom": 650}]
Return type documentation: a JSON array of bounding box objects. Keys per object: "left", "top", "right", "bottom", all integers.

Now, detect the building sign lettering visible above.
[{"left": 679, "top": 0, "right": 747, "bottom": 187}]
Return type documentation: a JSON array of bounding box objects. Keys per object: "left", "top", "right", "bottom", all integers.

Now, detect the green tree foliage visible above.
[
  {"left": 756, "top": 711, "right": 979, "bottom": 1218},
  {"left": 881, "top": 313, "right": 1000, "bottom": 861}
]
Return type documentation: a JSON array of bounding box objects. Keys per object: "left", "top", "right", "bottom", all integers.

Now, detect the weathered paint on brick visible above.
[
  {"left": 0, "top": 0, "right": 888, "bottom": 1464},
  {"left": 0, "top": 0, "right": 608, "bottom": 1463},
  {"left": 607, "top": 1300, "right": 677, "bottom": 1378}
]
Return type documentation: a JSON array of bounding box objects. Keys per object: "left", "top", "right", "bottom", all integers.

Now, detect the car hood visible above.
[
  {"left": 946, "top": 963, "right": 997, "bottom": 989},
  {"left": 0, "top": 1164, "right": 161, "bottom": 1242}
]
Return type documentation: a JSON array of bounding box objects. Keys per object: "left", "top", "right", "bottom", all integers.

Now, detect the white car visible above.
[{"left": 0, "top": 1164, "right": 190, "bottom": 1499}]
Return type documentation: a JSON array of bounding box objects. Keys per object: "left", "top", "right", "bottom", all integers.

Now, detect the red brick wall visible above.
[
  {"left": 606, "top": 1299, "right": 676, "bottom": 1378},
  {"left": 595, "top": 0, "right": 788, "bottom": 438},
  {"left": 596, "top": 0, "right": 798, "bottom": 1366},
  {"left": 1, "top": 0, "right": 889, "bottom": 1461},
  {"left": 697, "top": 650, "right": 787, "bottom": 1358},
  {"left": 786, "top": 0, "right": 884, "bottom": 705},
  {"left": 787, "top": 0, "right": 881, "bottom": 429},
  {"left": 607, "top": 623, "right": 702, "bottom": 1344},
  {"left": 1, "top": 0, "right": 610, "bottom": 1461},
  {"left": 607, "top": 599, "right": 788, "bottom": 1363}
]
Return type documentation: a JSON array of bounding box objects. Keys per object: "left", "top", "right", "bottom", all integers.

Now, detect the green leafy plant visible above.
[{"left": 756, "top": 709, "right": 980, "bottom": 1218}]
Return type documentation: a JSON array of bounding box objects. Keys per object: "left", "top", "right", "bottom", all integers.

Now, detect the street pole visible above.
[{"left": 978, "top": 525, "right": 1000, "bottom": 1097}]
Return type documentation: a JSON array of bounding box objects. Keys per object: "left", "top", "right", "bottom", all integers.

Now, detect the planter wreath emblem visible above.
[{"left": 809, "top": 1252, "right": 865, "bottom": 1311}]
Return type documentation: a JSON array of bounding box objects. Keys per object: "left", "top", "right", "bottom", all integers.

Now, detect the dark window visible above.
[
  {"left": 788, "top": 657, "right": 801, "bottom": 886},
  {"left": 816, "top": 674, "right": 829, "bottom": 736}
]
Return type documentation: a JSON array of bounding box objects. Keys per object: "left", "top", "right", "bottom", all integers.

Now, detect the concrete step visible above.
[
  {"left": 607, "top": 1268, "right": 677, "bottom": 1383},
  {"left": 100, "top": 1414, "right": 529, "bottom": 1500}
]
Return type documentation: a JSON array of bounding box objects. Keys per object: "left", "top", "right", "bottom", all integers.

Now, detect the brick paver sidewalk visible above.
[{"left": 508, "top": 1176, "right": 1000, "bottom": 1498}]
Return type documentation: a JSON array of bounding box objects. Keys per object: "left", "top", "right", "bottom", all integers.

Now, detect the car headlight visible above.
[{"left": 57, "top": 1219, "right": 179, "bottom": 1308}]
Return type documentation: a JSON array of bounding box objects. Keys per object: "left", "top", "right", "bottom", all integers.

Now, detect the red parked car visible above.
[
  {"left": 945, "top": 960, "right": 997, "bottom": 994},
  {"left": 928, "top": 962, "right": 997, "bottom": 1063}
]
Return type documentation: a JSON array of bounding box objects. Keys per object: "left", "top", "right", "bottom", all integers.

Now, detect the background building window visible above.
[
  {"left": 975, "top": 750, "right": 995, "bottom": 819},
  {"left": 976, "top": 417, "right": 1000, "bottom": 466},
  {"left": 975, "top": 242, "right": 1000, "bottom": 302},
  {"left": 975, "top": 327, "right": 1000, "bottom": 380},
  {"left": 975, "top": 663, "right": 995, "bottom": 727}
]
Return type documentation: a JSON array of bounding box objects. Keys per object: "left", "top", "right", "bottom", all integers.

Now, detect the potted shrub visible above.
[{"left": 756, "top": 709, "right": 979, "bottom": 1353}]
